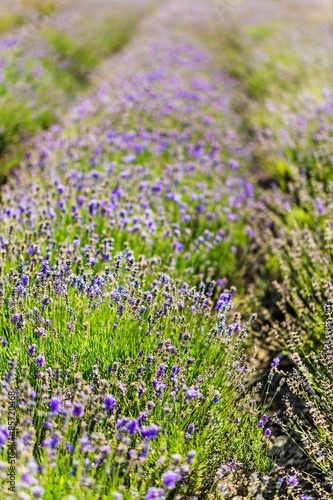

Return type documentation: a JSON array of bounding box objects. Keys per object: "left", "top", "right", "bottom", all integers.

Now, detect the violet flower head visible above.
[
  {"left": 271, "top": 357, "right": 280, "bottom": 368},
  {"left": 28, "top": 344, "right": 37, "bottom": 356},
  {"left": 162, "top": 470, "right": 182, "bottom": 489},
  {"left": 287, "top": 475, "right": 299, "bottom": 487},
  {"left": 315, "top": 197, "right": 325, "bottom": 215},
  {"left": 72, "top": 402, "right": 84, "bottom": 418},
  {"left": 0, "top": 427, "right": 10, "bottom": 446},
  {"left": 228, "top": 158, "right": 239, "bottom": 170},
  {"left": 215, "top": 291, "right": 232, "bottom": 311},
  {"left": 36, "top": 355, "right": 45, "bottom": 368},
  {"left": 31, "top": 486, "right": 45, "bottom": 498},
  {"left": 104, "top": 394, "right": 116, "bottom": 411},
  {"left": 145, "top": 488, "right": 165, "bottom": 500},
  {"left": 22, "top": 275, "right": 29, "bottom": 286},
  {"left": 141, "top": 424, "right": 160, "bottom": 440},
  {"left": 50, "top": 396, "right": 62, "bottom": 416}
]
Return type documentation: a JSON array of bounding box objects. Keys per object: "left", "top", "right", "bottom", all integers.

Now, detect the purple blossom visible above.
[
  {"left": 31, "top": 486, "right": 45, "bottom": 498},
  {"left": 72, "top": 403, "right": 84, "bottom": 418},
  {"left": 0, "top": 427, "right": 10, "bottom": 446},
  {"left": 22, "top": 275, "right": 29, "bottom": 286},
  {"left": 116, "top": 418, "right": 140, "bottom": 435},
  {"left": 271, "top": 357, "right": 280, "bottom": 368},
  {"left": 145, "top": 488, "right": 165, "bottom": 500},
  {"left": 50, "top": 396, "right": 62, "bottom": 416},
  {"left": 188, "top": 423, "right": 195, "bottom": 433},
  {"left": 127, "top": 419, "right": 139, "bottom": 435},
  {"left": 287, "top": 475, "right": 299, "bottom": 487},
  {"left": 28, "top": 344, "right": 37, "bottom": 356},
  {"left": 104, "top": 394, "right": 116, "bottom": 411},
  {"left": 141, "top": 424, "right": 160, "bottom": 440},
  {"left": 228, "top": 159, "right": 239, "bottom": 170},
  {"left": 315, "top": 197, "right": 325, "bottom": 215},
  {"left": 36, "top": 355, "right": 45, "bottom": 368},
  {"left": 186, "top": 450, "right": 196, "bottom": 464},
  {"left": 215, "top": 291, "right": 232, "bottom": 311},
  {"left": 162, "top": 470, "right": 182, "bottom": 489}
]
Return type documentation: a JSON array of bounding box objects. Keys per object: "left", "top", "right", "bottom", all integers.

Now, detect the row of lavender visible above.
[
  {"left": 0, "top": 0, "right": 147, "bottom": 178},
  {"left": 0, "top": 1, "right": 274, "bottom": 498}
]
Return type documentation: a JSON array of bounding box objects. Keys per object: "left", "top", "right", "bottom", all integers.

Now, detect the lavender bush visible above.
[{"left": 0, "top": 260, "right": 270, "bottom": 498}]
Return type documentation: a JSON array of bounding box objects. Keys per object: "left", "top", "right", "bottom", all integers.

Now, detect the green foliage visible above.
[
  {"left": 0, "top": 13, "right": 25, "bottom": 34},
  {"left": 277, "top": 303, "right": 333, "bottom": 476}
]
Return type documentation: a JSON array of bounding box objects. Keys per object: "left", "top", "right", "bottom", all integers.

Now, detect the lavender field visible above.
[{"left": 0, "top": 0, "right": 333, "bottom": 498}]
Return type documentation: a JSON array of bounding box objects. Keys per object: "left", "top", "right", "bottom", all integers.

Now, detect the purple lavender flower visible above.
[
  {"left": 186, "top": 450, "right": 196, "bottom": 464},
  {"left": 31, "top": 486, "right": 45, "bottom": 498},
  {"left": 271, "top": 357, "right": 280, "bottom": 368},
  {"left": 141, "top": 424, "right": 160, "bottom": 440},
  {"left": 113, "top": 493, "right": 123, "bottom": 500},
  {"left": 72, "top": 403, "right": 84, "bottom": 418},
  {"left": 145, "top": 488, "right": 165, "bottom": 500},
  {"left": 0, "top": 427, "right": 10, "bottom": 446},
  {"left": 22, "top": 275, "right": 29, "bottom": 286},
  {"left": 28, "top": 344, "right": 37, "bottom": 356},
  {"left": 50, "top": 396, "right": 62, "bottom": 416},
  {"left": 11, "top": 315, "right": 20, "bottom": 325},
  {"left": 162, "top": 470, "right": 182, "bottom": 489},
  {"left": 127, "top": 419, "right": 139, "bottom": 435},
  {"left": 104, "top": 394, "right": 116, "bottom": 411},
  {"left": 215, "top": 291, "right": 232, "bottom": 311},
  {"left": 41, "top": 260, "right": 50, "bottom": 274},
  {"left": 36, "top": 355, "right": 45, "bottom": 368},
  {"left": 116, "top": 418, "right": 139, "bottom": 435},
  {"left": 287, "top": 475, "right": 299, "bottom": 487},
  {"left": 315, "top": 197, "right": 325, "bottom": 215},
  {"left": 228, "top": 159, "right": 239, "bottom": 170}
]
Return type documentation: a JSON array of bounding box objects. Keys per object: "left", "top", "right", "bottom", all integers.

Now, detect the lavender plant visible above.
[
  {"left": 271, "top": 302, "right": 333, "bottom": 496},
  {"left": 256, "top": 90, "right": 333, "bottom": 352},
  {"left": 0, "top": 253, "right": 271, "bottom": 498}
]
